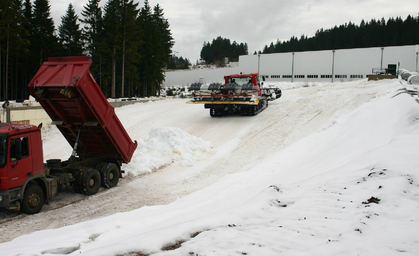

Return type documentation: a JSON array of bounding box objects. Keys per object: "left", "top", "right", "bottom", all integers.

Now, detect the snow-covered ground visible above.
[{"left": 1, "top": 79, "right": 418, "bottom": 256}]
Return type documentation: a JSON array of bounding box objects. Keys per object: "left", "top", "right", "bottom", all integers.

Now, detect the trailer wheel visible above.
[
  {"left": 100, "top": 163, "right": 120, "bottom": 188},
  {"left": 81, "top": 168, "right": 101, "bottom": 195},
  {"left": 21, "top": 184, "right": 44, "bottom": 214}
]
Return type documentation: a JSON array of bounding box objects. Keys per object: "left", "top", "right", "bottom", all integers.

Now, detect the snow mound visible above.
[
  {"left": 263, "top": 81, "right": 325, "bottom": 90},
  {"left": 125, "top": 127, "right": 213, "bottom": 176}
]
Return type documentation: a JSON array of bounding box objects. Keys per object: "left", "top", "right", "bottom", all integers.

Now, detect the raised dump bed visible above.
[{"left": 28, "top": 56, "right": 137, "bottom": 164}]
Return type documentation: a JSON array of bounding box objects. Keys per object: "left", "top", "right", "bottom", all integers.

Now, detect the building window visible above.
[
  {"left": 321, "top": 75, "right": 332, "bottom": 78},
  {"left": 307, "top": 75, "right": 318, "bottom": 78},
  {"left": 283, "top": 75, "right": 292, "bottom": 78},
  {"left": 335, "top": 75, "right": 347, "bottom": 78},
  {"left": 350, "top": 75, "right": 364, "bottom": 78}
]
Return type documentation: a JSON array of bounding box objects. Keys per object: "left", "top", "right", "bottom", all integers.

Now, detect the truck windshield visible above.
[
  {"left": 230, "top": 77, "right": 252, "bottom": 86},
  {"left": 0, "top": 137, "right": 5, "bottom": 166}
]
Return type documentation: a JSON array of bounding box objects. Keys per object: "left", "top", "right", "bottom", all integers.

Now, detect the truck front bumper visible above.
[
  {"left": 0, "top": 190, "right": 11, "bottom": 208},
  {"left": 0, "top": 187, "right": 22, "bottom": 208}
]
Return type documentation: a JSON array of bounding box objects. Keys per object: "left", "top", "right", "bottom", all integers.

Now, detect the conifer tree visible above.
[
  {"left": 151, "top": 4, "right": 173, "bottom": 93},
  {"left": 199, "top": 37, "right": 248, "bottom": 64},
  {"left": 0, "top": 0, "right": 29, "bottom": 100},
  {"left": 120, "top": 0, "right": 141, "bottom": 97},
  {"left": 137, "top": 1, "right": 173, "bottom": 96},
  {"left": 261, "top": 15, "right": 419, "bottom": 54},
  {"left": 102, "top": 0, "right": 141, "bottom": 98},
  {"left": 58, "top": 3, "right": 83, "bottom": 56},
  {"left": 81, "top": 0, "right": 103, "bottom": 86},
  {"left": 103, "top": 0, "right": 123, "bottom": 97},
  {"left": 31, "top": 0, "right": 60, "bottom": 65},
  {"left": 137, "top": 0, "right": 154, "bottom": 96}
]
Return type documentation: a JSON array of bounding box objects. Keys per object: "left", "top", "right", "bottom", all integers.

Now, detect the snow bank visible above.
[
  {"left": 124, "top": 127, "right": 213, "bottom": 176},
  {"left": 263, "top": 81, "right": 325, "bottom": 90},
  {"left": 1, "top": 81, "right": 418, "bottom": 256}
]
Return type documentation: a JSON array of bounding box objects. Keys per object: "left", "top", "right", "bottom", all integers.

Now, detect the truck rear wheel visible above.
[
  {"left": 21, "top": 184, "right": 44, "bottom": 214},
  {"left": 100, "top": 163, "right": 120, "bottom": 188},
  {"left": 81, "top": 168, "right": 101, "bottom": 195}
]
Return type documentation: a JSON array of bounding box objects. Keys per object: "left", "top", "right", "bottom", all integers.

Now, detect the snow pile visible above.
[
  {"left": 124, "top": 127, "right": 213, "bottom": 176},
  {"left": 263, "top": 81, "right": 324, "bottom": 90}
]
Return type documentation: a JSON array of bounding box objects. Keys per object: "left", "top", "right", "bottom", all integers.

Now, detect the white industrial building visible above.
[{"left": 163, "top": 44, "right": 419, "bottom": 87}]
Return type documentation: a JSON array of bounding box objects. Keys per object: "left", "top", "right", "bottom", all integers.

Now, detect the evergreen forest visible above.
[
  {"left": 166, "top": 55, "right": 191, "bottom": 70},
  {"left": 260, "top": 15, "right": 419, "bottom": 54},
  {"left": 200, "top": 36, "right": 248, "bottom": 65},
  {"left": 0, "top": 0, "right": 174, "bottom": 101}
]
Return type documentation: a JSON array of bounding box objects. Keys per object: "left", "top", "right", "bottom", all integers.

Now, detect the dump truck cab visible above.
[{"left": 0, "top": 123, "right": 45, "bottom": 211}]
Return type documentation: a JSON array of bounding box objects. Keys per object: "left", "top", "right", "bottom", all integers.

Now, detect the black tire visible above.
[
  {"left": 276, "top": 89, "right": 282, "bottom": 99},
  {"left": 100, "top": 163, "right": 120, "bottom": 188},
  {"left": 81, "top": 168, "right": 101, "bottom": 195},
  {"left": 21, "top": 184, "right": 44, "bottom": 214}
]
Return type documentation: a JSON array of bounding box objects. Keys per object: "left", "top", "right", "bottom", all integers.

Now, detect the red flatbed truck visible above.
[{"left": 0, "top": 56, "right": 137, "bottom": 214}]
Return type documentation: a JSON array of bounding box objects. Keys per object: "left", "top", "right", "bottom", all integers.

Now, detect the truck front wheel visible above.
[
  {"left": 100, "top": 163, "right": 120, "bottom": 188},
  {"left": 21, "top": 184, "right": 45, "bottom": 214},
  {"left": 81, "top": 168, "right": 101, "bottom": 195}
]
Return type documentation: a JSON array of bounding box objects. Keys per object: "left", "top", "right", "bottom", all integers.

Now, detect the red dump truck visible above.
[{"left": 0, "top": 56, "right": 137, "bottom": 214}]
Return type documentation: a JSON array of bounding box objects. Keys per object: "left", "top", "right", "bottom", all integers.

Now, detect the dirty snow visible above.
[{"left": 1, "top": 78, "right": 418, "bottom": 256}]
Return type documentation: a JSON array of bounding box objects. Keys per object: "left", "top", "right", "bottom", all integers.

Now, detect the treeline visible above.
[
  {"left": 167, "top": 55, "right": 190, "bottom": 70},
  {"left": 261, "top": 15, "right": 419, "bottom": 54},
  {"left": 200, "top": 36, "right": 248, "bottom": 65},
  {"left": 0, "top": 0, "right": 173, "bottom": 101}
]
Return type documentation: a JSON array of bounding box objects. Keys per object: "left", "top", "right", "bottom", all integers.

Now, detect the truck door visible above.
[{"left": 8, "top": 136, "right": 33, "bottom": 189}]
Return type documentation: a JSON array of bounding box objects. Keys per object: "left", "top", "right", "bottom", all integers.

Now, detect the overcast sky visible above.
[{"left": 50, "top": 0, "right": 418, "bottom": 63}]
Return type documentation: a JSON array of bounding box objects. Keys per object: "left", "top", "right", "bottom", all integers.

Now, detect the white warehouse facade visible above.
[
  {"left": 163, "top": 44, "right": 419, "bottom": 87},
  {"left": 239, "top": 44, "right": 419, "bottom": 82}
]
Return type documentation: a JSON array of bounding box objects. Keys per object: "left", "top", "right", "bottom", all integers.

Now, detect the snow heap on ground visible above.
[
  {"left": 1, "top": 83, "right": 419, "bottom": 256},
  {"left": 263, "top": 81, "right": 324, "bottom": 90},
  {"left": 124, "top": 127, "right": 213, "bottom": 176}
]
